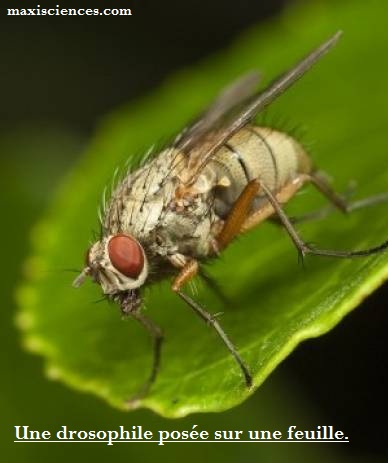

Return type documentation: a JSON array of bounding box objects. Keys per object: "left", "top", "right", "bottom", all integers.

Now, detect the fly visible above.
[{"left": 73, "top": 31, "right": 388, "bottom": 402}]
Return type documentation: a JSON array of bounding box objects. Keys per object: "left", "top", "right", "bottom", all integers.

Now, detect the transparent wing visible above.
[
  {"left": 174, "top": 31, "right": 342, "bottom": 186},
  {"left": 174, "top": 70, "right": 261, "bottom": 152}
]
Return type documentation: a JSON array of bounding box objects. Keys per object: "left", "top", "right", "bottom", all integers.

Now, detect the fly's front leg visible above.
[
  {"left": 122, "top": 305, "right": 163, "bottom": 406},
  {"left": 129, "top": 312, "right": 163, "bottom": 403},
  {"left": 170, "top": 255, "right": 252, "bottom": 387},
  {"left": 171, "top": 258, "right": 199, "bottom": 292}
]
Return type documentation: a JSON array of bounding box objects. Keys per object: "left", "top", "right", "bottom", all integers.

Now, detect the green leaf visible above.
[{"left": 17, "top": 0, "right": 388, "bottom": 417}]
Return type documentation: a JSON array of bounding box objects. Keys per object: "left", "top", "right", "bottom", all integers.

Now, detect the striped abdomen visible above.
[{"left": 209, "top": 125, "right": 312, "bottom": 218}]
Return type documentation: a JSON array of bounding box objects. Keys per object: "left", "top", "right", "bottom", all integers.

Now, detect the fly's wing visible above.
[
  {"left": 173, "top": 31, "right": 342, "bottom": 186},
  {"left": 173, "top": 71, "right": 262, "bottom": 152}
]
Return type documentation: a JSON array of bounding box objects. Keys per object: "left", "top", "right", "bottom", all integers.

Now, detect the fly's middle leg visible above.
[
  {"left": 239, "top": 175, "right": 308, "bottom": 233},
  {"left": 215, "top": 179, "right": 261, "bottom": 251},
  {"left": 214, "top": 176, "right": 305, "bottom": 249}
]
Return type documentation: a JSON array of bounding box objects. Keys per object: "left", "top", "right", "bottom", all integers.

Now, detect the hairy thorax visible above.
[{"left": 103, "top": 125, "right": 311, "bottom": 263}]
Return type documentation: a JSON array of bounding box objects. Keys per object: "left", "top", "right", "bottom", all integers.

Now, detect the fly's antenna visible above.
[{"left": 72, "top": 267, "right": 90, "bottom": 288}]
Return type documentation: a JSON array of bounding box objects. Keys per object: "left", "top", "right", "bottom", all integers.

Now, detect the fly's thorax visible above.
[
  {"left": 87, "top": 234, "right": 149, "bottom": 295},
  {"left": 104, "top": 147, "right": 181, "bottom": 239},
  {"left": 153, "top": 196, "right": 216, "bottom": 258},
  {"left": 101, "top": 146, "right": 216, "bottom": 261}
]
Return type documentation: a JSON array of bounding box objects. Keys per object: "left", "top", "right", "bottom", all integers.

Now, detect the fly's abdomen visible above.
[{"left": 210, "top": 125, "right": 312, "bottom": 217}]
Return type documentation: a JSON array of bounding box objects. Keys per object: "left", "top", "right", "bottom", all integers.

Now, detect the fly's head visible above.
[{"left": 73, "top": 234, "right": 148, "bottom": 313}]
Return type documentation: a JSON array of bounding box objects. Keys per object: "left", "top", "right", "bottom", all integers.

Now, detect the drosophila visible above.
[{"left": 74, "top": 31, "right": 388, "bottom": 400}]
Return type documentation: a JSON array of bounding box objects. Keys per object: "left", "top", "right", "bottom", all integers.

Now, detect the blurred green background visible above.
[{"left": 1, "top": 0, "right": 387, "bottom": 461}]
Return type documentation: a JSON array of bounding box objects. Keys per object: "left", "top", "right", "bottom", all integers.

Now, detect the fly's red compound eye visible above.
[{"left": 108, "top": 234, "right": 144, "bottom": 279}]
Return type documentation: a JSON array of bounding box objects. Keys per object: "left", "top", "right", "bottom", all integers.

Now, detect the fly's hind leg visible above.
[
  {"left": 270, "top": 180, "right": 356, "bottom": 225},
  {"left": 297, "top": 171, "right": 388, "bottom": 222},
  {"left": 268, "top": 173, "right": 388, "bottom": 225},
  {"left": 256, "top": 179, "right": 388, "bottom": 259},
  {"left": 170, "top": 257, "right": 252, "bottom": 387}
]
